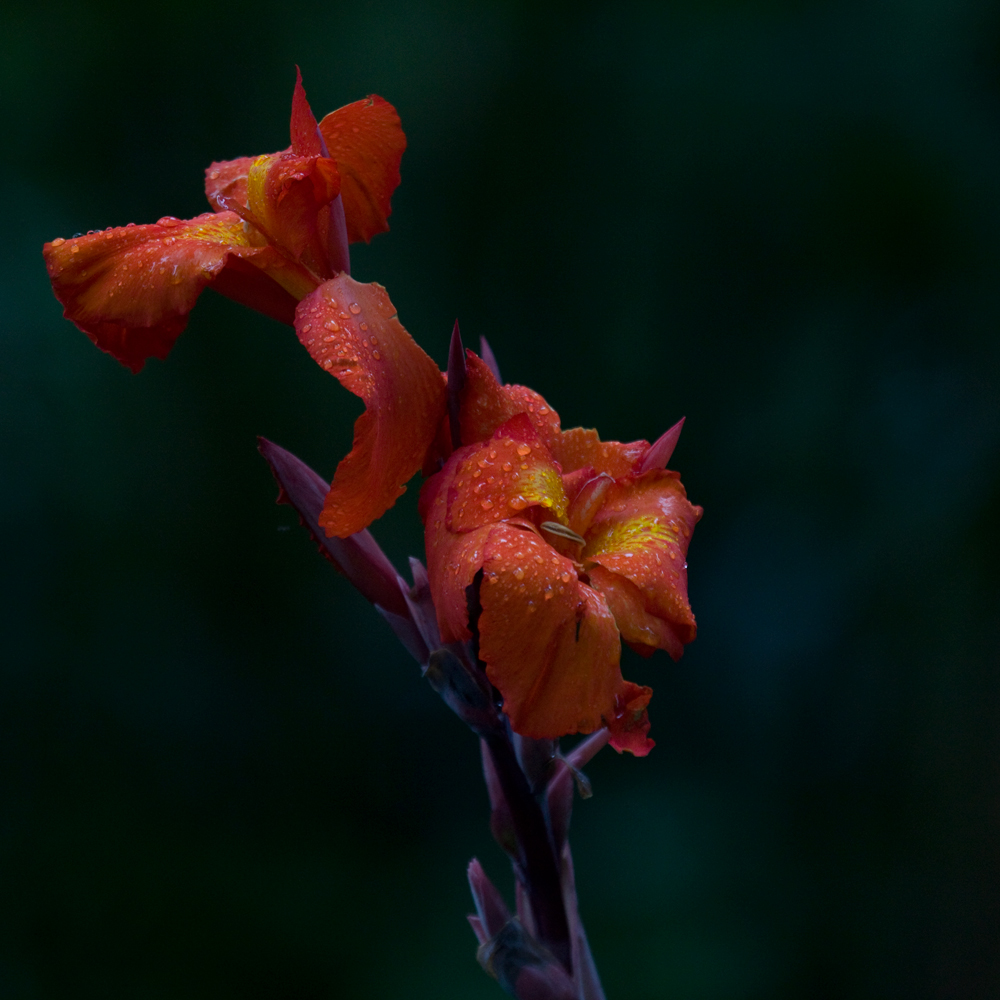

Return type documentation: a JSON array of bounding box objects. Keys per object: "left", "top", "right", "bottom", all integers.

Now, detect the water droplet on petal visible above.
[
  {"left": 517, "top": 444, "right": 531, "bottom": 456},
  {"left": 481, "top": 500, "right": 494, "bottom": 510},
  {"left": 349, "top": 302, "right": 361, "bottom": 314},
  {"left": 301, "top": 323, "right": 312, "bottom": 334},
  {"left": 372, "top": 350, "right": 381, "bottom": 360},
  {"left": 50, "top": 237, "right": 65, "bottom": 247}
]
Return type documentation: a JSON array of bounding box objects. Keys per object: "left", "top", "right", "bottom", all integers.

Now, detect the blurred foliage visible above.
[{"left": 2, "top": 0, "right": 999, "bottom": 997}]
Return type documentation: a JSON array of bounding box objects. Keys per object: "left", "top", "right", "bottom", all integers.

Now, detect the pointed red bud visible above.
[{"left": 638, "top": 416, "right": 685, "bottom": 473}]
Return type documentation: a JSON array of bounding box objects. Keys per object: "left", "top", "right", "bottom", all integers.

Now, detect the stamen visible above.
[{"left": 540, "top": 521, "right": 586, "bottom": 546}]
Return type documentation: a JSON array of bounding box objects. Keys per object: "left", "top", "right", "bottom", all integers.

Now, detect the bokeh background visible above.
[{"left": 3, "top": 0, "right": 999, "bottom": 997}]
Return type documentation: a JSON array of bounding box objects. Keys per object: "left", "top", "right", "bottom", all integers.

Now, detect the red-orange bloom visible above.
[
  {"left": 417, "top": 355, "right": 701, "bottom": 754},
  {"left": 42, "top": 71, "right": 405, "bottom": 372}
]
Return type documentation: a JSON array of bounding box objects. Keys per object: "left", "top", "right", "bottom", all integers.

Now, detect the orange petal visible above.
[
  {"left": 587, "top": 566, "right": 684, "bottom": 659},
  {"left": 205, "top": 156, "right": 255, "bottom": 213},
  {"left": 584, "top": 470, "right": 701, "bottom": 659},
  {"left": 478, "top": 529, "right": 622, "bottom": 739},
  {"left": 550, "top": 426, "right": 648, "bottom": 479},
  {"left": 289, "top": 66, "right": 322, "bottom": 157},
  {"left": 319, "top": 96, "right": 406, "bottom": 244},
  {"left": 244, "top": 151, "right": 341, "bottom": 279},
  {"left": 444, "top": 415, "right": 568, "bottom": 533},
  {"left": 458, "top": 351, "right": 563, "bottom": 450},
  {"left": 43, "top": 213, "right": 313, "bottom": 372},
  {"left": 605, "top": 680, "right": 655, "bottom": 756},
  {"left": 421, "top": 456, "right": 482, "bottom": 643},
  {"left": 296, "top": 275, "right": 447, "bottom": 537}
]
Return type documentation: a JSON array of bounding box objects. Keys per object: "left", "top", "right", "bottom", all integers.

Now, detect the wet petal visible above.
[
  {"left": 478, "top": 529, "right": 622, "bottom": 739},
  {"left": 43, "top": 213, "right": 313, "bottom": 372},
  {"left": 587, "top": 565, "right": 684, "bottom": 659},
  {"left": 445, "top": 415, "right": 568, "bottom": 534},
  {"left": 245, "top": 151, "right": 341, "bottom": 279},
  {"left": 550, "top": 426, "right": 647, "bottom": 478},
  {"left": 205, "top": 156, "right": 255, "bottom": 212},
  {"left": 458, "top": 351, "right": 563, "bottom": 450},
  {"left": 289, "top": 66, "right": 322, "bottom": 156},
  {"left": 584, "top": 470, "right": 701, "bottom": 659},
  {"left": 605, "top": 680, "right": 655, "bottom": 757},
  {"left": 319, "top": 95, "right": 406, "bottom": 244},
  {"left": 296, "top": 275, "right": 447, "bottom": 537}
]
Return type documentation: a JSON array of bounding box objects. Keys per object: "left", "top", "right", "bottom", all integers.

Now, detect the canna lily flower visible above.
[
  {"left": 295, "top": 277, "right": 701, "bottom": 754},
  {"left": 42, "top": 70, "right": 405, "bottom": 372},
  {"left": 419, "top": 351, "right": 701, "bottom": 756}
]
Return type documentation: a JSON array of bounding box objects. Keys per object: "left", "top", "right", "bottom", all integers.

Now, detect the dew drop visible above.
[
  {"left": 561, "top": 572, "right": 572, "bottom": 583},
  {"left": 301, "top": 323, "right": 312, "bottom": 334},
  {"left": 516, "top": 444, "right": 531, "bottom": 456},
  {"left": 472, "top": 469, "right": 481, "bottom": 478},
  {"left": 481, "top": 499, "right": 494, "bottom": 510},
  {"left": 349, "top": 302, "right": 361, "bottom": 314},
  {"left": 502, "top": 462, "right": 512, "bottom": 472},
  {"left": 369, "top": 334, "right": 376, "bottom": 344},
  {"left": 513, "top": 567, "right": 525, "bottom": 580},
  {"left": 325, "top": 319, "right": 339, "bottom": 331},
  {"left": 50, "top": 237, "right": 65, "bottom": 247},
  {"left": 372, "top": 350, "right": 381, "bottom": 360}
]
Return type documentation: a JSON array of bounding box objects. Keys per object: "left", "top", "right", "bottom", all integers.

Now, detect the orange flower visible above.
[
  {"left": 418, "top": 351, "right": 701, "bottom": 755},
  {"left": 42, "top": 70, "right": 405, "bottom": 372}
]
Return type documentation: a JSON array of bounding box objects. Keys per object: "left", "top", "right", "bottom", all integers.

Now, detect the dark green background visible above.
[{"left": 3, "top": 0, "right": 999, "bottom": 996}]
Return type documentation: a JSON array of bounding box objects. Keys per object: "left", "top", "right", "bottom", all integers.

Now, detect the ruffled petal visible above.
[
  {"left": 478, "top": 528, "right": 622, "bottom": 739},
  {"left": 550, "top": 426, "right": 648, "bottom": 479},
  {"left": 458, "top": 351, "right": 562, "bottom": 450},
  {"left": 205, "top": 156, "right": 255, "bottom": 213},
  {"left": 583, "top": 470, "right": 701, "bottom": 659},
  {"left": 43, "top": 213, "right": 314, "bottom": 372},
  {"left": 245, "top": 150, "right": 341, "bottom": 279},
  {"left": 296, "top": 275, "right": 447, "bottom": 537},
  {"left": 456, "top": 352, "right": 646, "bottom": 478},
  {"left": 319, "top": 96, "right": 406, "bottom": 244},
  {"left": 605, "top": 680, "right": 655, "bottom": 756},
  {"left": 587, "top": 566, "right": 684, "bottom": 659},
  {"left": 444, "top": 414, "right": 568, "bottom": 534}
]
